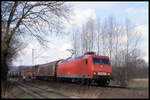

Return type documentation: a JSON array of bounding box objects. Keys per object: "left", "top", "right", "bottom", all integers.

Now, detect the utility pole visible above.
[
  {"left": 32, "top": 49, "right": 34, "bottom": 66},
  {"left": 20, "top": 59, "right": 23, "bottom": 65}
]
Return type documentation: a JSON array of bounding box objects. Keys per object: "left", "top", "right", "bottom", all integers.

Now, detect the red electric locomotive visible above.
[{"left": 57, "top": 52, "right": 112, "bottom": 86}]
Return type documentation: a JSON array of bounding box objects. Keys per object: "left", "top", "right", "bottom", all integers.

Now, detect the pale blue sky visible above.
[
  {"left": 71, "top": 2, "right": 148, "bottom": 24},
  {"left": 13, "top": 2, "right": 149, "bottom": 66}
]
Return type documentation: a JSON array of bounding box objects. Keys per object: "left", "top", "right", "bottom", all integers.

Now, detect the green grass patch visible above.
[
  {"left": 25, "top": 86, "right": 59, "bottom": 98},
  {"left": 28, "top": 87, "right": 42, "bottom": 93},
  {"left": 58, "top": 90, "right": 76, "bottom": 97},
  {"left": 40, "top": 92, "right": 59, "bottom": 98},
  {"left": 128, "top": 84, "right": 148, "bottom": 89},
  {"left": 45, "top": 87, "right": 75, "bottom": 97},
  {"left": 18, "top": 93, "right": 33, "bottom": 98}
]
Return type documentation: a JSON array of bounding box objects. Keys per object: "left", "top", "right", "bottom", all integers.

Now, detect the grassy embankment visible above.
[
  {"left": 2, "top": 80, "right": 33, "bottom": 98},
  {"left": 127, "top": 78, "right": 149, "bottom": 89}
]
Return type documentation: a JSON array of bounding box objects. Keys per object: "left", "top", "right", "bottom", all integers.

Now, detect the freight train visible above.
[{"left": 8, "top": 52, "right": 112, "bottom": 86}]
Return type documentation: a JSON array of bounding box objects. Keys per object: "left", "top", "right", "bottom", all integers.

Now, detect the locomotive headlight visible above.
[
  {"left": 107, "top": 73, "right": 110, "bottom": 75},
  {"left": 94, "top": 72, "right": 97, "bottom": 75}
]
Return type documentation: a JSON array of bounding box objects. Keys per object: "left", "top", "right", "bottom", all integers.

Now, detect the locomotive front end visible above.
[{"left": 91, "top": 56, "right": 112, "bottom": 86}]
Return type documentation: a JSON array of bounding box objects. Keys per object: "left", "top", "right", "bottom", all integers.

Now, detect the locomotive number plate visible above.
[{"left": 97, "top": 72, "right": 107, "bottom": 75}]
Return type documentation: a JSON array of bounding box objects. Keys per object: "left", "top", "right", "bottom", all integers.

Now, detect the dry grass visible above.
[
  {"left": 3, "top": 78, "right": 148, "bottom": 99},
  {"left": 32, "top": 78, "right": 149, "bottom": 98},
  {"left": 131, "top": 78, "right": 148, "bottom": 82},
  {"left": 1, "top": 80, "right": 24, "bottom": 98},
  {"left": 127, "top": 78, "right": 149, "bottom": 89}
]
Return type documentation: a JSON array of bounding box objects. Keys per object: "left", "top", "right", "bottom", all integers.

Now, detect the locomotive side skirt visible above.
[{"left": 57, "top": 74, "right": 90, "bottom": 78}]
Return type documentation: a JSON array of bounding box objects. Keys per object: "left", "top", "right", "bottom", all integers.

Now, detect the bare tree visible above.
[
  {"left": 80, "top": 17, "right": 96, "bottom": 54},
  {"left": 81, "top": 23, "right": 88, "bottom": 54},
  {"left": 117, "top": 18, "right": 142, "bottom": 86},
  {"left": 70, "top": 15, "right": 144, "bottom": 86},
  {"left": 101, "top": 19, "right": 107, "bottom": 56},
  {"left": 95, "top": 17, "right": 102, "bottom": 55},
  {"left": 105, "top": 16, "right": 117, "bottom": 59},
  {"left": 113, "top": 20, "right": 123, "bottom": 67},
  {"left": 1, "top": 1, "right": 71, "bottom": 83},
  {"left": 72, "top": 27, "right": 80, "bottom": 57}
]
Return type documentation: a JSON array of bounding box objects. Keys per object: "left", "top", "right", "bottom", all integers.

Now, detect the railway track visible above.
[
  {"left": 13, "top": 79, "right": 70, "bottom": 98},
  {"left": 9, "top": 78, "right": 148, "bottom": 98},
  {"left": 22, "top": 82, "right": 70, "bottom": 98},
  {"left": 35, "top": 78, "right": 147, "bottom": 91},
  {"left": 16, "top": 84, "right": 45, "bottom": 98},
  {"left": 11, "top": 78, "right": 146, "bottom": 99}
]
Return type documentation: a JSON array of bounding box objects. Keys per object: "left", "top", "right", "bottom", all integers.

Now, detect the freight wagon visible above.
[
  {"left": 8, "top": 66, "right": 20, "bottom": 78},
  {"left": 36, "top": 61, "right": 59, "bottom": 80},
  {"left": 17, "top": 65, "right": 38, "bottom": 80}
]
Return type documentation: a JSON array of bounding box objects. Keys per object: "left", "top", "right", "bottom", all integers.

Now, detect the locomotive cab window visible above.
[
  {"left": 93, "top": 58, "right": 110, "bottom": 65},
  {"left": 85, "top": 59, "right": 88, "bottom": 64}
]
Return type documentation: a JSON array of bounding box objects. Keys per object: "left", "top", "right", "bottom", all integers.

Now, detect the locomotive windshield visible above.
[{"left": 93, "top": 58, "right": 110, "bottom": 65}]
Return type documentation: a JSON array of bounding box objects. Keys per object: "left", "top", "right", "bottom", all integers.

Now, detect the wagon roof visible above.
[
  {"left": 38, "top": 60, "right": 59, "bottom": 67},
  {"left": 8, "top": 66, "right": 19, "bottom": 72},
  {"left": 19, "top": 65, "right": 35, "bottom": 70}
]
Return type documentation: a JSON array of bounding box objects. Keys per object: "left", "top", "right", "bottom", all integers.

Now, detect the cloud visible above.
[
  {"left": 12, "top": 37, "right": 74, "bottom": 66},
  {"left": 59, "top": 43, "right": 73, "bottom": 52},
  {"left": 134, "top": 25, "right": 148, "bottom": 39},
  {"left": 124, "top": 6, "right": 148, "bottom": 25},
  {"left": 69, "top": 2, "right": 122, "bottom": 10},
  {"left": 142, "top": 55, "right": 149, "bottom": 63},
  {"left": 64, "top": 8, "right": 96, "bottom": 29}
]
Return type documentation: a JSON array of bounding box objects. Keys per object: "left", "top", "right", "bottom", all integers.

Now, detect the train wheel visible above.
[
  {"left": 71, "top": 79, "right": 75, "bottom": 83},
  {"left": 85, "top": 79, "right": 91, "bottom": 86},
  {"left": 53, "top": 78, "right": 57, "bottom": 82},
  {"left": 88, "top": 79, "right": 92, "bottom": 86},
  {"left": 80, "top": 79, "right": 87, "bottom": 85},
  {"left": 97, "top": 79, "right": 110, "bottom": 86},
  {"left": 105, "top": 79, "right": 110, "bottom": 86}
]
